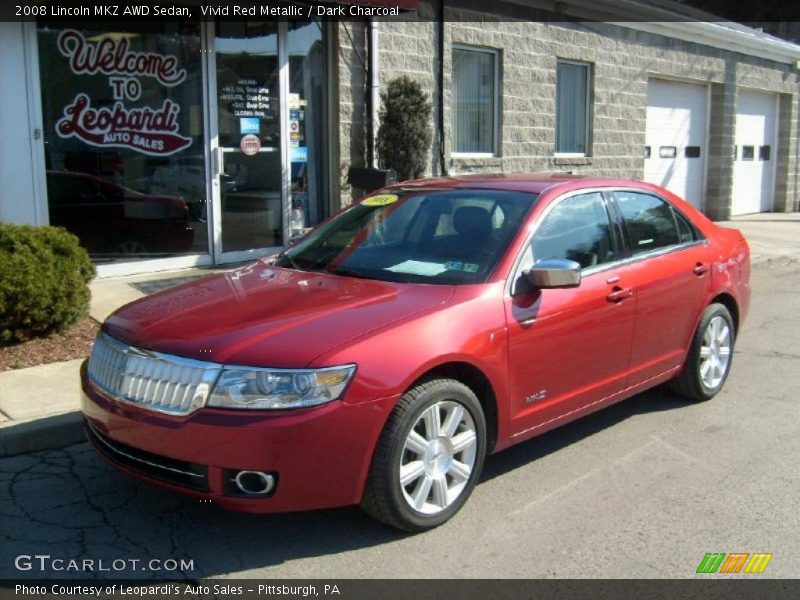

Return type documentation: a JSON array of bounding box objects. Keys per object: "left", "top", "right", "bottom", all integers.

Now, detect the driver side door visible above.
[{"left": 504, "top": 191, "right": 637, "bottom": 440}]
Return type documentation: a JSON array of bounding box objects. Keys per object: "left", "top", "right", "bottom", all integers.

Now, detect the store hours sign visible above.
[{"left": 54, "top": 29, "right": 192, "bottom": 156}]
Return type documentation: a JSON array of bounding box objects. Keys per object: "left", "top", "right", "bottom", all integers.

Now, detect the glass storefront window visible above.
[
  {"left": 288, "top": 20, "right": 326, "bottom": 234},
  {"left": 214, "top": 21, "right": 282, "bottom": 253},
  {"left": 37, "top": 22, "right": 208, "bottom": 262}
]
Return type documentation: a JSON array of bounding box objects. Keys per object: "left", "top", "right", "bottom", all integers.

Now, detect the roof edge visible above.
[{"left": 507, "top": 0, "right": 800, "bottom": 64}]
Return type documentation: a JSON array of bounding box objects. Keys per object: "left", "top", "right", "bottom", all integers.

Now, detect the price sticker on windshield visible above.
[{"left": 361, "top": 193, "right": 399, "bottom": 207}]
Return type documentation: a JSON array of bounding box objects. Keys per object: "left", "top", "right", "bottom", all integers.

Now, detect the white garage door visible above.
[
  {"left": 731, "top": 90, "right": 777, "bottom": 215},
  {"left": 644, "top": 80, "right": 708, "bottom": 209}
]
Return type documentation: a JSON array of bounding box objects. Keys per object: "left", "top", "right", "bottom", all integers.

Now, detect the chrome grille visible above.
[{"left": 87, "top": 333, "right": 221, "bottom": 415}]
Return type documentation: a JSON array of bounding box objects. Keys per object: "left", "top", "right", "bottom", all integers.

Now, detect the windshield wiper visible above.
[
  {"left": 276, "top": 251, "right": 301, "bottom": 270},
  {"left": 329, "top": 266, "right": 372, "bottom": 280}
]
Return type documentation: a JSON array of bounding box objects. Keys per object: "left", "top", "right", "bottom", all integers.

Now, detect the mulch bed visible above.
[{"left": 0, "top": 316, "right": 99, "bottom": 372}]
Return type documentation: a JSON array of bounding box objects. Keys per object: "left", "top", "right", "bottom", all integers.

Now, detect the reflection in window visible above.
[
  {"left": 659, "top": 146, "right": 677, "bottom": 159},
  {"left": 742, "top": 145, "right": 755, "bottom": 161},
  {"left": 289, "top": 20, "right": 326, "bottom": 234},
  {"left": 674, "top": 209, "right": 697, "bottom": 244},
  {"left": 37, "top": 22, "right": 207, "bottom": 262},
  {"left": 532, "top": 193, "right": 616, "bottom": 269},
  {"left": 613, "top": 192, "right": 680, "bottom": 254}
]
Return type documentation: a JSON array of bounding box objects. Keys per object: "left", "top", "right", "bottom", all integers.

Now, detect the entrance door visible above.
[{"left": 210, "top": 21, "right": 287, "bottom": 263}]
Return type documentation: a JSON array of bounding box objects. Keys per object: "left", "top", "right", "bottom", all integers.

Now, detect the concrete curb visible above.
[{"left": 0, "top": 411, "right": 85, "bottom": 457}]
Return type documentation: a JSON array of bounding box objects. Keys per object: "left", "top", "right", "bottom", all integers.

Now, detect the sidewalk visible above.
[
  {"left": 0, "top": 265, "right": 233, "bottom": 457},
  {"left": 719, "top": 212, "right": 800, "bottom": 263},
  {"left": 1, "top": 214, "right": 799, "bottom": 457}
]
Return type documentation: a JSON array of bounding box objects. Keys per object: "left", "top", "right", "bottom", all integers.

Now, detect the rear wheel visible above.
[
  {"left": 669, "top": 303, "right": 735, "bottom": 401},
  {"left": 361, "top": 378, "right": 486, "bottom": 532}
]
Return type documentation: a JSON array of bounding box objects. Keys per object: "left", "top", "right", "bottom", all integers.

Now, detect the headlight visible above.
[{"left": 207, "top": 365, "right": 356, "bottom": 410}]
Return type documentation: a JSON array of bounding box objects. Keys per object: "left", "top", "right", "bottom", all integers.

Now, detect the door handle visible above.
[
  {"left": 693, "top": 262, "right": 710, "bottom": 276},
  {"left": 607, "top": 286, "right": 633, "bottom": 303}
]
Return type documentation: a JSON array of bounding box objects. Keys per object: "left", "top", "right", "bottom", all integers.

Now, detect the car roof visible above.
[{"left": 388, "top": 172, "right": 649, "bottom": 195}]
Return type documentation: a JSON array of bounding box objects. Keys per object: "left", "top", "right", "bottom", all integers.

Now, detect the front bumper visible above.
[{"left": 81, "top": 362, "right": 396, "bottom": 513}]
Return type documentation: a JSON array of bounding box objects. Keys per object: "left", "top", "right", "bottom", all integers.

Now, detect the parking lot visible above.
[{"left": 1, "top": 257, "right": 798, "bottom": 579}]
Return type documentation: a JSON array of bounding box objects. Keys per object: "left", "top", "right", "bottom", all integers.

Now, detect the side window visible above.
[
  {"left": 612, "top": 192, "right": 679, "bottom": 254},
  {"left": 673, "top": 209, "right": 697, "bottom": 244},
  {"left": 530, "top": 192, "right": 617, "bottom": 269}
]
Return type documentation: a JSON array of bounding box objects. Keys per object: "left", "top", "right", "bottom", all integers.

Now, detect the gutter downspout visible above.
[
  {"left": 438, "top": 0, "right": 448, "bottom": 176},
  {"left": 368, "top": 18, "right": 379, "bottom": 168}
]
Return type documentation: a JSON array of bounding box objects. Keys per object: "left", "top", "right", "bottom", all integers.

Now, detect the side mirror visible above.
[
  {"left": 523, "top": 258, "right": 581, "bottom": 289},
  {"left": 523, "top": 258, "right": 582, "bottom": 289}
]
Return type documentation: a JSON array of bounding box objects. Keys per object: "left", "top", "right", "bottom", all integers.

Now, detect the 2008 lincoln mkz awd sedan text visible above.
[{"left": 82, "top": 174, "right": 750, "bottom": 531}]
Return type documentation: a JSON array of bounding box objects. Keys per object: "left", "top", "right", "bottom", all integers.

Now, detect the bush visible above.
[
  {"left": 0, "top": 222, "right": 95, "bottom": 345},
  {"left": 377, "top": 76, "right": 432, "bottom": 182}
]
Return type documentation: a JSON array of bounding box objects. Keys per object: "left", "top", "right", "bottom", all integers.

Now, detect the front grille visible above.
[
  {"left": 87, "top": 332, "right": 221, "bottom": 415},
  {"left": 87, "top": 423, "right": 209, "bottom": 491}
]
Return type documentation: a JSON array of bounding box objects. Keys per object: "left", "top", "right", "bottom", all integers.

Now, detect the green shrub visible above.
[
  {"left": 377, "top": 75, "right": 433, "bottom": 182},
  {"left": 0, "top": 222, "right": 95, "bottom": 345}
]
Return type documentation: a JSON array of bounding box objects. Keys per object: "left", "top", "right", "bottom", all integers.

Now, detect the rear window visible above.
[{"left": 612, "top": 191, "right": 680, "bottom": 254}]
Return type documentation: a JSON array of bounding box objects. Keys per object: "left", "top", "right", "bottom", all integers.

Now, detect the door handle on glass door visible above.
[
  {"left": 693, "top": 263, "right": 710, "bottom": 276},
  {"left": 607, "top": 287, "right": 633, "bottom": 303}
]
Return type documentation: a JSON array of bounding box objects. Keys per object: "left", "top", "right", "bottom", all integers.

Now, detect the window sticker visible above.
[
  {"left": 445, "top": 261, "right": 463, "bottom": 271},
  {"left": 385, "top": 260, "right": 448, "bottom": 276},
  {"left": 463, "top": 263, "right": 479, "bottom": 273},
  {"left": 362, "top": 193, "right": 399, "bottom": 207}
]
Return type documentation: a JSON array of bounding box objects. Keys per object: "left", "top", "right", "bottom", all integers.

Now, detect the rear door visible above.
[
  {"left": 609, "top": 190, "right": 712, "bottom": 386},
  {"left": 505, "top": 191, "right": 637, "bottom": 438}
]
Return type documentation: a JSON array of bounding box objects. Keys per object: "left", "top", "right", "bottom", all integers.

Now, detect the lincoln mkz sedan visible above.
[{"left": 82, "top": 174, "right": 750, "bottom": 531}]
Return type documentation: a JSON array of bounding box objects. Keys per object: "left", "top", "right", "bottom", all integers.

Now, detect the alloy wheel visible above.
[
  {"left": 699, "top": 315, "right": 732, "bottom": 389},
  {"left": 399, "top": 400, "right": 478, "bottom": 515}
]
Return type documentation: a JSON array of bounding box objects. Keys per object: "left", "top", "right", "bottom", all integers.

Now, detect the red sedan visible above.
[{"left": 82, "top": 174, "right": 750, "bottom": 531}]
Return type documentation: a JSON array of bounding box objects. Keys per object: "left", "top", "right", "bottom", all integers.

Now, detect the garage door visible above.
[
  {"left": 644, "top": 79, "right": 708, "bottom": 209},
  {"left": 731, "top": 90, "right": 777, "bottom": 215}
]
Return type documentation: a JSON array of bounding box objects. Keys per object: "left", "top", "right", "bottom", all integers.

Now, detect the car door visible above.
[
  {"left": 504, "top": 191, "right": 637, "bottom": 439},
  {"left": 609, "top": 189, "right": 712, "bottom": 386}
]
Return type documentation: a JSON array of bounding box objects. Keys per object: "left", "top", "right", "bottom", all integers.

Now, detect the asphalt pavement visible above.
[{"left": 1, "top": 257, "right": 798, "bottom": 579}]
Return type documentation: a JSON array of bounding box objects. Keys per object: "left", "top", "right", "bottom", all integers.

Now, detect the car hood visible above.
[{"left": 104, "top": 262, "right": 454, "bottom": 367}]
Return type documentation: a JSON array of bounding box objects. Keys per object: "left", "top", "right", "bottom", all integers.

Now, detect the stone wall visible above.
[{"left": 335, "top": 2, "right": 800, "bottom": 216}]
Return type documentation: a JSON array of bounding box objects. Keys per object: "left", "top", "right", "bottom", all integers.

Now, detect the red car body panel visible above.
[
  {"left": 103, "top": 266, "right": 455, "bottom": 368},
  {"left": 82, "top": 174, "right": 751, "bottom": 513}
]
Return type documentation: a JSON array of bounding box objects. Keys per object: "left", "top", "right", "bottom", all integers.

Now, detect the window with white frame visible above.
[
  {"left": 452, "top": 46, "right": 499, "bottom": 155},
  {"left": 555, "top": 61, "right": 592, "bottom": 155}
]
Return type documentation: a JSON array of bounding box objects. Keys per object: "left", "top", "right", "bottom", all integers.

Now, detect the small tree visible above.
[{"left": 377, "top": 76, "right": 432, "bottom": 182}]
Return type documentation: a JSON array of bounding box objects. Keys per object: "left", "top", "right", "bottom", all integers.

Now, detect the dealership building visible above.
[{"left": 1, "top": 0, "right": 799, "bottom": 277}]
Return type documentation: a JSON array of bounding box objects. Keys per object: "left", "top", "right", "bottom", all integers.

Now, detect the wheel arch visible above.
[
  {"left": 408, "top": 361, "right": 500, "bottom": 453},
  {"left": 709, "top": 292, "right": 740, "bottom": 336}
]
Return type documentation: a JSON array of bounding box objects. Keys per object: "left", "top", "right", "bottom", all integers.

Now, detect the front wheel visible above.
[
  {"left": 361, "top": 378, "right": 487, "bottom": 532},
  {"left": 669, "top": 303, "right": 735, "bottom": 401}
]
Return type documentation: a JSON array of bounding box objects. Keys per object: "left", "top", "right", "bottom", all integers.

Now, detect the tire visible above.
[
  {"left": 668, "top": 303, "right": 735, "bottom": 402},
  {"left": 361, "top": 378, "right": 487, "bottom": 532}
]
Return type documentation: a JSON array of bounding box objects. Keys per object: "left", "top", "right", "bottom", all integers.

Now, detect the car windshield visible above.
[{"left": 274, "top": 188, "right": 538, "bottom": 284}]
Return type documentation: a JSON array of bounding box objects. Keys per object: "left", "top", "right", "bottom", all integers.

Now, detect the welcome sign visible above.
[{"left": 54, "top": 29, "right": 192, "bottom": 156}]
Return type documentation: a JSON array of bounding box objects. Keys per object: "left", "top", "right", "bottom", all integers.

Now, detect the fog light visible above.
[{"left": 232, "top": 471, "right": 275, "bottom": 496}]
